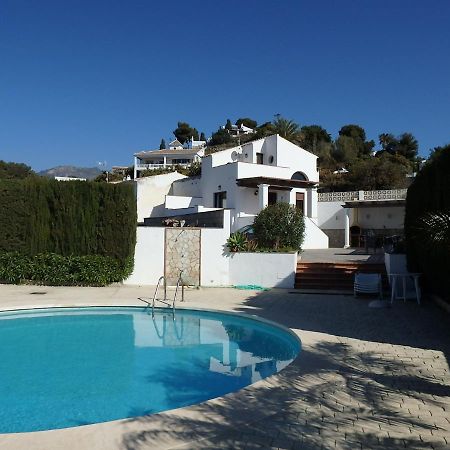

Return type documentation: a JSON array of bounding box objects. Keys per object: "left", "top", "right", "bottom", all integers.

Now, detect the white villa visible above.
[
  {"left": 133, "top": 138, "right": 205, "bottom": 179},
  {"left": 135, "top": 134, "right": 329, "bottom": 249},
  {"left": 127, "top": 134, "right": 407, "bottom": 287}
]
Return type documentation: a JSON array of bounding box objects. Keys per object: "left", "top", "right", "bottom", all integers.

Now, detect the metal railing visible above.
[
  {"left": 136, "top": 163, "right": 191, "bottom": 170},
  {"left": 147, "top": 271, "right": 184, "bottom": 318}
]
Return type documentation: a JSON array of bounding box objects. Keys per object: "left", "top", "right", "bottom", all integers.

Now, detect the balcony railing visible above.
[
  {"left": 136, "top": 163, "right": 191, "bottom": 170},
  {"left": 318, "top": 189, "right": 407, "bottom": 202}
]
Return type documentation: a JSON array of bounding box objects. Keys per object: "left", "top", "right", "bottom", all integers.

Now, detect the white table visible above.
[{"left": 390, "top": 273, "right": 421, "bottom": 305}]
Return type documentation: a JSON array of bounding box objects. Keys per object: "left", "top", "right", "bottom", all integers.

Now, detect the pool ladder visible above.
[{"left": 149, "top": 271, "right": 184, "bottom": 318}]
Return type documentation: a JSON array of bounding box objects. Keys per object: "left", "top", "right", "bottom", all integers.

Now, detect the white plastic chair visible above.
[{"left": 354, "top": 272, "right": 382, "bottom": 299}]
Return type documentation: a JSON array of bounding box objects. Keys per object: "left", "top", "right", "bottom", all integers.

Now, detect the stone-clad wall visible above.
[{"left": 165, "top": 228, "right": 201, "bottom": 286}]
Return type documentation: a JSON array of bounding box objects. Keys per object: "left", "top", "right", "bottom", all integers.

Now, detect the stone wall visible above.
[
  {"left": 321, "top": 229, "right": 345, "bottom": 248},
  {"left": 165, "top": 228, "right": 201, "bottom": 286}
]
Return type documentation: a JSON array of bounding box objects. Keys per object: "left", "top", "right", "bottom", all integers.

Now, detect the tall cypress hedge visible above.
[
  {"left": 404, "top": 148, "right": 450, "bottom": 300},
  {"left": 0, "top": 178, "right": 136, "bottom": 285}
]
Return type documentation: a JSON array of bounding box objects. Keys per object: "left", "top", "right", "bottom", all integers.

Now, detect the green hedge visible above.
[
  {"left": 0, "top": 252, "right": 133, "bottom": 286},
  {"left": 404, "top": 147, "right": 450, "bottom": 300},
  {"left": 0, "top": 178, "right": 136, "bottom": 285}
]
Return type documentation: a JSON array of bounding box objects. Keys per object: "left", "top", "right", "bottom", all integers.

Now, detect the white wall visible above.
[
  {"left": 317, "top": 201, "right": 348, "bottom": 229},
  {"left": 201, "top": 162, "right": 239, "bottom": 209},
  {"left": 124, "top": 227, "right": 165, "bottom": 285},
  {"left": 136, "top": 172, "right": 187, "bottom": 221},
  {"left": 274, "top": 135, "right": 319, "bottom": 181},
  {"left": 356, "top": 206, "right": 405, "bottom": 229},
  {"left": 302, "top": 217, "right": 329, "bottom": 249},
  {"left": 165, "top": 195, "right": 202, "bottom": 209},
  {"left": 317, "top": 202, "right": 404, "bottom": 230},
  {"left": 201, "top": 210, "right": 231, "bottom": 286},
  {"left": 125, "top": 212, "right": 232, "bottom": 287},
  {"left": 229, "top": 252, "right": 298, "bottom": 288},
  {"left": 170, "top": 177, "right": 202, "bottom": 197}
]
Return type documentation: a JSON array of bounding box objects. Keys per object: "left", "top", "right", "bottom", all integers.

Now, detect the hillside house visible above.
[
  {"left": 136, "top": 134, "right": 329, "bottom": 249},
  {"left": 134, "top": 137, "right": 205, "bottom": 179}
]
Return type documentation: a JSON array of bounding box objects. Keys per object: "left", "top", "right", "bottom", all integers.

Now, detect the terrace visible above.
[{"left": 1, "top": 284, "right": 449, "bottom": 450}]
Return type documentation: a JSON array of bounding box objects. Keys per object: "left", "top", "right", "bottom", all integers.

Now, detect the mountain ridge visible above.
[{"left": 39, "top": 165, "right": 102, "bottom": 180}]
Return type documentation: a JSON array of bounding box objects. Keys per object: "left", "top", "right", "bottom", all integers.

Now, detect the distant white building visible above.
[
  {"left": 134, "top": 145, "right": 205, "bottom": 179},
  {"left": 221, "top": 123, "right": 255, "bottom": 136},
  {"left": 55, "top": 176, "right": 86, "bottom": 181},
  {"left": 134, "top": 136, "right": 206, "bottom": 179}
]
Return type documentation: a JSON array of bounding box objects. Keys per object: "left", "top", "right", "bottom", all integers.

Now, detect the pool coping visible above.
[{"left": 0, "top": 302, "right": 304, "bottom": 450}]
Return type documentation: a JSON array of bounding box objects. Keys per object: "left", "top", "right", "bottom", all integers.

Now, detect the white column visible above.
[
  {"left": 289, "top": 189, "right": 296, "bottom": 206},
  {"left": 134, "top": 156, "right": 138, "bottom": 179},
  {"left": 163, "top": 156, "right": 167, "bottom": 168},
  {"left": 258, "top": 184, "right": 269, "bottom": 210},
  {"left": 344, "top": 208, "right": 351, "bottom": 248},
  {"left": 309, "top": 188, "right": 318, "bottom": 223}
]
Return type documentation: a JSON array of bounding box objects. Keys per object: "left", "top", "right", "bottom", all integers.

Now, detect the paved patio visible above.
[
  {"left": 300, "top": 248, "right": 385, "bottom": 264},
  {"left": 0, "top": 284, "right": 449, "bottom": 449}
]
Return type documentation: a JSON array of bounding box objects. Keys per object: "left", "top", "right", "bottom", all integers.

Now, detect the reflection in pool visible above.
[{"left": 0, "top": 307, "right": 300, "bottom": 433}]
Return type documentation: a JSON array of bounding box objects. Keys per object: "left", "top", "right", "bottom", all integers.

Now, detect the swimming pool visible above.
[{"left": 0, "top": 307, "right": 300, "bottom": 433}]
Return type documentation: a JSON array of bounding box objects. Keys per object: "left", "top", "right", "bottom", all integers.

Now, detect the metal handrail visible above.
[
  {"left": 172, "top": 271, "right": 185, "bottom": 314},
  {"left": 151, "top": 276, "right": 169, "bottom": 317},
  {"left": 150, "top": 271, "right": 184, "bottom": 318}
]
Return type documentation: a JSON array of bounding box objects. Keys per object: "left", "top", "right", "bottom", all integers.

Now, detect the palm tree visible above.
[{"left": 273, "top": 116, "right": 302, "bottom": 145}]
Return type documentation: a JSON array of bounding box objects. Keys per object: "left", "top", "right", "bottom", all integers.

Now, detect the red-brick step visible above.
[{"left": 295, "top": 262, "right": 388, "bottom": 291}]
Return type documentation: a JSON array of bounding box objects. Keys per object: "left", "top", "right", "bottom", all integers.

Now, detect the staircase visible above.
[{"left": 295, "top": 262, "right": 388, "bottom": 292}]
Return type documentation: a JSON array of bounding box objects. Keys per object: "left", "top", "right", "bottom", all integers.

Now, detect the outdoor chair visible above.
[{"left": 354, "top": 272, "right": 383, "bottom": 299}]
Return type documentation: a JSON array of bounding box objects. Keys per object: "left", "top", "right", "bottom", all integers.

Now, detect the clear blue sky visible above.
[{"left": 1, "top": 0, "right": 449, "bottom": 171}]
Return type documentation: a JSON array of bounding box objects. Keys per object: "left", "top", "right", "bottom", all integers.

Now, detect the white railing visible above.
[
  {"left": 318, "top": 189, "right": 407, "bottom": 202},
  {"left": 363, "top": 189, "right": 407, "bottom": 201},
  {"left": 136, "top": 163, "right": 191, "bottom": 170},
  {"left": 318, "top": 191, "right": 359, "bottom": 202}
]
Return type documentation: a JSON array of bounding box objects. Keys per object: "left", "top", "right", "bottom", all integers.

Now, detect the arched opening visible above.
[{"left": 291, "top": 171, "right": 308, "bottom": 181}]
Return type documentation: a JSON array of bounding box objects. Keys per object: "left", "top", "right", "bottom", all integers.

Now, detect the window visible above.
[
  {"left": 256, "top": 153, "right": 264, "bottom": 164},
  {"left": 296, "top": 192, "right": 305, "bottom": 212},
  {"left": 214, "top": 191, "right": 227, "bottom": 208},
  {"left": 171, "top": 159, "right": 190, "bottom": 164},
  {"left": 291, "top": 171, "right": 308, "bottom": 181}
]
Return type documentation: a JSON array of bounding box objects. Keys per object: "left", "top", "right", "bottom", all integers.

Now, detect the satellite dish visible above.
[{"left": 231, "top": 151, "right": 238, "bottom": 161}]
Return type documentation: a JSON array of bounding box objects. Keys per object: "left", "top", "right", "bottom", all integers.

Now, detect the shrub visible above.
[
  {"left": 253, "top": 203, "right": 304, "bottom": 251},
  {"left": 0, "top": 252, "right": 133, "bottom": 286},
  {"left": 0, "top": 178, "right": 136, "bottom": 285},
  {"left": 139, "top": 163, "right": 201, "bottom": 178},
  {"left": 405, "top": 145, "right": 450, "bottom": 300},
  {"left": 226, "top": 231, "right": 249, "bottom": 252},
  {"left": 0, "top": 178, "right": 136, "bottom": 260}
]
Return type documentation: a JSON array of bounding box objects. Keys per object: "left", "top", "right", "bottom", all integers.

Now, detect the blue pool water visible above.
[{"left": 0, "top": 307, "right": 300, "bottom": 433}]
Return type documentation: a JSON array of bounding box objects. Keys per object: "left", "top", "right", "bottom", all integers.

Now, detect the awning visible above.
[
  {"left": 343, "top": 200, "right": 405, "bottom": 208},
  {"left": 236, "top": 176, "right": 318, "bottom": 190}
]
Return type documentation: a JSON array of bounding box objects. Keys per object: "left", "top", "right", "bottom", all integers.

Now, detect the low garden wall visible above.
[{"left": 229, "top": 252, "right": 297, "bottom": 288}]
